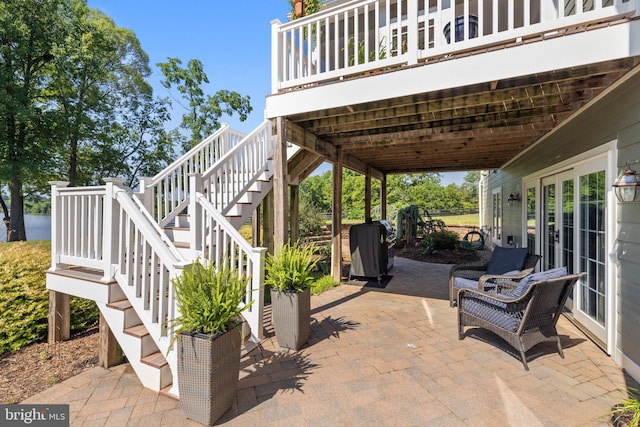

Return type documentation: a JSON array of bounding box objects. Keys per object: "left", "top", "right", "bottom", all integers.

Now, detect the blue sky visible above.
[{"left": 86, "top": 1, "right": 465, "bottom": 185}]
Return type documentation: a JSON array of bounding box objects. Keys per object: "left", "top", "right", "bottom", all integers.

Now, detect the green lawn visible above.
[{"left": 432, "top": 213, "right": 479, "bottom": 227}]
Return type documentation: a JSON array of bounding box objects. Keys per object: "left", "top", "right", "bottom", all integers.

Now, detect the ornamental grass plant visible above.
[
  {"left": 609, "top": 389, "right": 640, "bottom": 427},
  {"left": 170, "top": 259, "right": 252, "bottom": 342},
  {"left": 265, "top": 242, "right": 317, "bottom": 293}
]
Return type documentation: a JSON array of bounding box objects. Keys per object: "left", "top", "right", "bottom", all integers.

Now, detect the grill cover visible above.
[{"left": 349, "top": 223, "right": 392, "bottom": 280}]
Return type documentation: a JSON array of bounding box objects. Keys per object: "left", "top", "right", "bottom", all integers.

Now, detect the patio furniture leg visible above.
[
  {"left": 556, "top": 336, "right": 565, "bottom": 358},
  {"left": 520, "top": 350, "right": 529, "bottom": 371}
]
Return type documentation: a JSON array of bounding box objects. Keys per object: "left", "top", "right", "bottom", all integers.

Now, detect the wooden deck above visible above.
[{"left": 267, "top": 1, "right": 640, "bottom": 175}]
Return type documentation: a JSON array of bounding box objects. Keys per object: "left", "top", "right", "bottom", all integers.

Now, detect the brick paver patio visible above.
[{"left": 24, "top": 257, "right": 637, "bottom": 426}]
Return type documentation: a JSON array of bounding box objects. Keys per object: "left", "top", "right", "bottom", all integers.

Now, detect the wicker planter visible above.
[
  {"left": 177, "top": 325, "right": 241, "bottom": 426},
  {"left": 270, "top": 287, "right": 310, "bottom": 350}
]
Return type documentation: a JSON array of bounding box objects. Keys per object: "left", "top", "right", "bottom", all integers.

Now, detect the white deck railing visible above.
[
  {"left": 140, "top": 124, "right": 245, "bottom": 228},
  {"left": 189, "top": 184, "right": 266, "bottom": 342},
  {"left": 272, "top": 0, "right": 638, "bottom": 90},
  {"left": 201, "top": 119, "right": 273, "bottom": 217}
]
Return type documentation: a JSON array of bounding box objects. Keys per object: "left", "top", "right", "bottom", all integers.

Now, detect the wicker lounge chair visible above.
[
  {"left": 457, "top": 268, "right": 585, "bottom": 370},
  {"left": 449, "top": 247, "right": 541, "bottom": 307}
]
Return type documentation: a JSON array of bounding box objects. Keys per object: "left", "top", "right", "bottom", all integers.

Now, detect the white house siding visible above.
[{"left": 483, "top": 68, "right": 640, "bottom": 381}]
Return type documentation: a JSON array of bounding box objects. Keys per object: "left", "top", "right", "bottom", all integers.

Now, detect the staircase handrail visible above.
[
  {"left": 142, "top": 123, "right": 246, "bottom": 227},
  {"left": 111, "top": 184, "right": 195, "bottom": 387},
  {"left": 129, "top": 192, "right": 187, "bottom": 263},
  {"left": 201, "top": 119, "right": 273, "bottom": 215}
]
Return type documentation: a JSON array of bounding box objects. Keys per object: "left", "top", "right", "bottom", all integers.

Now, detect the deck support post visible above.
[
  {"left": 381, "top": 174, "right": 387, "bottom": 219},
  {"left": 365, "top": 168, "right": 372, "bottom": 220},
  {"left": 273, "top": 117, "right": 289, "bottom": 253},
  {"left": 263, "top": 191, "right": 274, "bottom": 254},
  {"left": 331, "top": 148, "right": 343, "bottom": 282},
  {"left": 98, "top": 312, "right": 122, "bottom": 368},
  {"left": 47, "top": 291, "right": 70, "bottom": 344},
  {"left": 252, "top": 205, "right": 262, "bottom": 247},
  {"left": 290, "top": 184, "right": 300, "bottom": 244}
]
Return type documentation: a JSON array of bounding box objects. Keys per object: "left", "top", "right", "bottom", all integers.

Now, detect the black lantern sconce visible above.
[
  {"left": 507, "top": 192, "right": 521, "bottom": 207},
  {"left": 613, "top": 161, "right": 640, "bottom": 203}
]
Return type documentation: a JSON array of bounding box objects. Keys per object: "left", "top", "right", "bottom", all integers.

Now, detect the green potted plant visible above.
[
  {"left": 265, "top": 242, "right": 317, "bottom": 350},
  {"left": 170, "top": 259, "right": 252, "bottom": 426}
]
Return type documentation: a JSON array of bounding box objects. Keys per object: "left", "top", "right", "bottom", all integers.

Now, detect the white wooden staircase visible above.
[{"left": 46, "top": 120, "right": 287, "bottom": 396}]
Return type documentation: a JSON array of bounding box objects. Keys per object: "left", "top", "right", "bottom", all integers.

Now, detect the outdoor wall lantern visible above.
[
  {"left": 507, "top": 193, "right": 521, "bottom": 207},
  {"left": 613, "top": 161, "right": 640, "bottom": 203}
]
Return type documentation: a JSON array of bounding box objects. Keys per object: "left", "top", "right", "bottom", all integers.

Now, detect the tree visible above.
[
  {"left": 158, "top": 58, "right": 252, "bottom": 151},
  {"left": 0, "top": 0, "right": 72, "bottom": 241},
  {"left": 50, "top": 2, "right": 158, "bottom": 187}
]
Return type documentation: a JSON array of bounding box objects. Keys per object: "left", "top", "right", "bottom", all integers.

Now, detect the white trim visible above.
[
  {"left": 616, "top": 348, "right": 640, "bottom": 384},
  {"left": 492, "top": 186, "right": 503, "bottom": 246}
]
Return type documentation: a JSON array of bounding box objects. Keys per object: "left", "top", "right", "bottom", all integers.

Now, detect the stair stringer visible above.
[{"left": 96, "top": 301, "right": 172, "bottom": 391}]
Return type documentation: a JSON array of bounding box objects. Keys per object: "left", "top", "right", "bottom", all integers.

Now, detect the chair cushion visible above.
[
  {"left": 462, "top": 295, "right": 521, "bottom": 331},
  {"left": 454, "top": 277, "right": 480, "bottom": 289},
  {"left": 485, "top": 247, "right": 529, "bottom": 275},
  {"left": 508, "top": 266, "right": 569, "bottom": 299}
]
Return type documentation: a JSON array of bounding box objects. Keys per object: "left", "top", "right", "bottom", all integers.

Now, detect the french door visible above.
[
  {"left": 541, "top": 171, "right": 574, "bottom": 274},
  {"left": 535, "top": 160, "right": 609, "bottom": 346}
]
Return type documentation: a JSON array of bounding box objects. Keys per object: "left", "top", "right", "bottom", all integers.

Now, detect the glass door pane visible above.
[
  {"left": 542, "top": 179, "right": 556, "bottom": 270},
  {"left": 578, "top": 171, "right": 606, "bottom": 328},
  {"left": 526, "top": 186, "right": 537, "bottom": 254}
]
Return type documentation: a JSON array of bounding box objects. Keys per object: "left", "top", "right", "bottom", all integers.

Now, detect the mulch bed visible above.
[{"left": 0, "top": 328, "right": 99, "bottom": 404}]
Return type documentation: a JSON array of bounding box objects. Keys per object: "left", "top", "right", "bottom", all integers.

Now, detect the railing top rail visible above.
[
  {"left": 277, "top": 0, "right": 379, "bottom": 29},
  {"left": 56, "top": 185, "right": 107, "bottom": 194},
  {"left": 114, "top": 188, "right": 189, "bottom": 269},
  {"left": 148, "top": 123, "right": 235, "bottom": 186}
]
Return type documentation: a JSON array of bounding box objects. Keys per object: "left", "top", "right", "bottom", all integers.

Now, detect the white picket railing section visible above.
[
  {"left": 272, "top": 0, "right": 638, "bottom": 90},
  {"left": 201, "top": 120, "right": 274, "bottom": 217},
  {"left": 141, "top": 124, "right": 246, "bottom": 228},
  {"left": 189, "top": 185, "right": 266, "bottom": 342},
  {"left": 50, "top": 179, "right": 189, "bottom": 379}
]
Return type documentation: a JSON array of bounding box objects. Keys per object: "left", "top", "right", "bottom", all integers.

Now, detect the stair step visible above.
[
  {"left": 106, "top": 299, "right": 132, "bottom": 311},
  {"left": 159, "top": 385, "right": 179, "bottom": 401},
  {"left": 124, "top": 324, "right": 149, "bottom": 338},
  {"left": 174, "top": 241, "right": 190, "bottom": 248},
  {"left": 141, "top": 351, "right": 168, "bottom": 368},
  {"left": 48, "top": 266, "right": 116, "bottom": 284}
]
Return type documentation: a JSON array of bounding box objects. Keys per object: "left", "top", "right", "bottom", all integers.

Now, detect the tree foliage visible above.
[
  {"left": 300, "top": 168, "right": 479, "bottom": 221},
  {"left": 158, "top": 57, "right": 252, "bottom": 151},
  {"left": 1, "top": 1, "right": 254, "bottom": 240}
]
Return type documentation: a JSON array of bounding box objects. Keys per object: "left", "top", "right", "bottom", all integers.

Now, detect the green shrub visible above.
[
  {"left": 170, "top": 259, "right": 252, "bottom": 339},
  {"left": 299, "top": 200, "right": 327, "bottom": 238},
  {"left": 312, "top": 242, "right": 331, "bottom": 275},
  {"left": 310, "top": 275, "right": 340, "bottom": 295},
  {"left": 0, "top": 242, "right": 99, "bottom": 355},
  {"left": 265, "top": 242, "right": 317, "bottom": 292},
  {"left": 421, "top": 230, "right": 459, "bottom": 252}
]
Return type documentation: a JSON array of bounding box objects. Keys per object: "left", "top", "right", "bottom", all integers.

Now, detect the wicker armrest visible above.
[
  {"left": 458, "top": 286, "right": 531, "bottom": 306},
  {"left": 477, "top": 267, "right": 534, "bottom": 288}
]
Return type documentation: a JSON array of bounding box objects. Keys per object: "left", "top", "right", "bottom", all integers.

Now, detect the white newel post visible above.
[
  {"left": 188, "top": 174, "right": 203, "bottom": 259},
  {"left": 102, "top": 178, "right": 126, "bottom": 282},
  {"left": 48, "top": 181, "right": 69, "bottom": 272},
  {"left": 247, "top": 247, "right": 267, "bottom": 342},
  {"left": 166, "top": 261, "right": 192, "bottom": 398},
  {"left": 271, "top": 19, "right": 282, "bottom": 93},
  {"left": 137, "top": 176, "right": 154, "bottom": 213}
]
